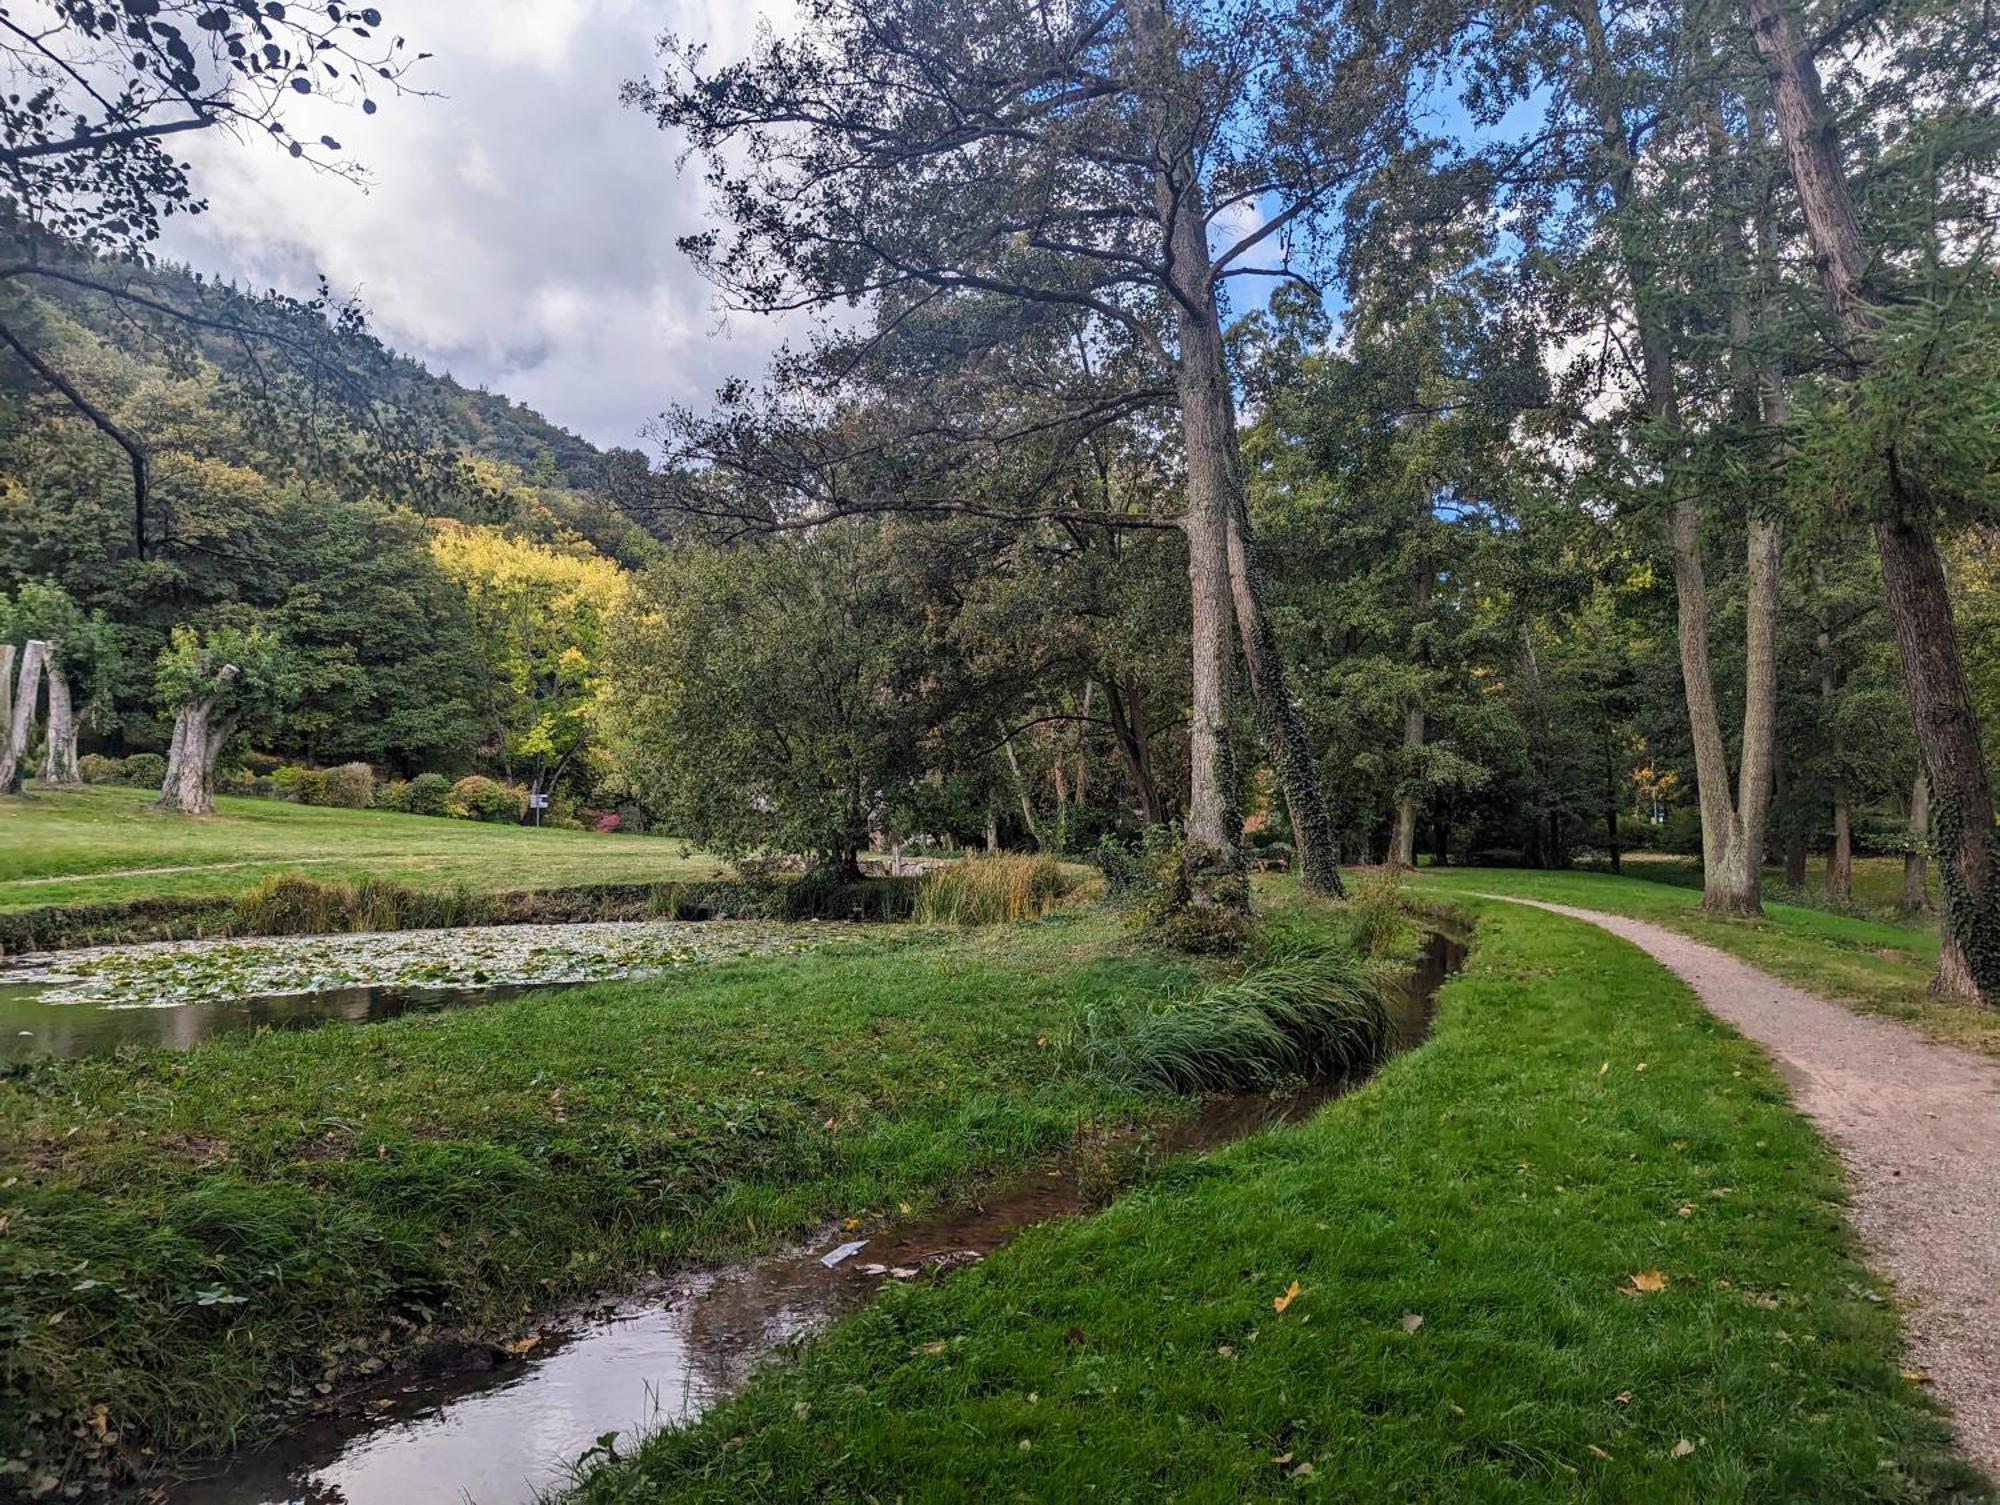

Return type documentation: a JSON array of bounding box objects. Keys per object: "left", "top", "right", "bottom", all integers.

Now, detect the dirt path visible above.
[{"left": 1479, "top": 895, "right": 2000, "bottom": 1476}]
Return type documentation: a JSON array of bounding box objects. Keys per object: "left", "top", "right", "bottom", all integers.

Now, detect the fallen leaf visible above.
[
  {"left": 1399, "top": 1313, "right": 1424, "bottom": 1333},
  {"left": 1586, "top": 1444, "right": 1612, "bottom": 1461},
  {"left": 1902, "top": 1369, "right": 1932, "bottom": 1385},
  {"left": 1272, "top": 1452, "right": 1294, "bottom": 1465},
  {"left": 915, "top": 1341, "right": 946, "bottom": 1355},
  {"left": 898, "top": 1201, "right": 911, "bottom": 1215},
  {"left": 1613, "top": 1390, "right": 1632, "bottom": 1405},
  {"left": 843, "top": 1217, "right": 862, "bottom": 1231},
  {"left": 1623, "top": 1270, "right": 1669, "bottom": 1296},
  {"left": 1273, "top": 1280, "right": 1302, "bottom": 1315},
  {"left": 1634, "top": 1061, "right": 1649, "bottom": 1073},
  {"left": 500, "top": 1334, "right": 542, "bottom": 1356},
  {"left": 1676, "top": 1203, "right": 1695, "bottom": 1218},
  {"left": 1290, "top": 1462, "right": 1315, "bottom": 1479},
  {"left": 793, "top": 1400, "right": 811, "bottom": 1421},
  {"left": 1598, "top": 1061, "right": 1610, "bottom": 1076},
  {"left": 1217, "top": 1345, "right": 1235, "bottom": 1358},
  {"left": 1018, "top": 1438, "right": 1032, "bottom": 1451},
  {"left": 1670, "top": 1438, "right": 1695, "bottom": 1459}
]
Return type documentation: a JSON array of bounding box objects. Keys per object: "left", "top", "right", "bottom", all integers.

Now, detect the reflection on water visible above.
[
  {"left": 167, "top": 930, "right": 1468, "bottom": 1505},
  {"left": 0, "top": 980, "right": 540, "bottom": 1065}
]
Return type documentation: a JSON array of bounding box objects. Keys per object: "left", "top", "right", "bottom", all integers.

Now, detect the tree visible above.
[
  {"left": 1745, "top": 0, "right": 2000, "bottom": 996},
  {"left": 605, "top": 527, "right": 944, "bottom": 876},
  {"left": 7, "top": 579, "right": 119, "bottom": 785},
  {"left": 1, "top": 2, "right": 432, "bottom": 556},
  {"left": 428, "top": 522, "right": 626, "bottom": 812},
  {"left": 153, "top": 622, "right": 297, "bottom": 815},
  {"left": 627, "top": 0, "right": 1448, "bottom": 905}
]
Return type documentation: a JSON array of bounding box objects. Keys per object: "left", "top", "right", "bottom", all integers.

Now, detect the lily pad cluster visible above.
[{"left": 12, "top": 921, "right": 875, "bottom": 1009}]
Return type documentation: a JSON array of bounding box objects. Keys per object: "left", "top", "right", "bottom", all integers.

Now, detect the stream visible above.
[{"left": 164, "top": 929, "right": 1467, "bottom": 1505}]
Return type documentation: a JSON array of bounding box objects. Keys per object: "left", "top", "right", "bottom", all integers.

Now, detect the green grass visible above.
[
  {"left": 0, "top": 913, "right": 1214, "bottom": 1487},
  {"left": 566, "top": 895, "right": 1985, "bottom": 1504},
  {"left": 1611, "top": 852, "right": 1938, "bottom": 923},
  {"left": 1412, "top": 868, "right": 2000, "bottom": 1058},
  {"left": 0, "top": 783, "right": 721, "bottom": 911}
]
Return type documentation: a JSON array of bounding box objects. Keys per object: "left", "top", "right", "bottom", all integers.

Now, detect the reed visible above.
[{"left": 912, "top": 854, "right": 1077, "bottom": 925}]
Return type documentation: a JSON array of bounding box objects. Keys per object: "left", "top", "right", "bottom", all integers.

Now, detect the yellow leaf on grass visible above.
[
  {"left": 1586, "top": 1444, "right": 1612, "bottom": 1461},
  {"left": 1624, "top": 1270, "right": 1669, "bottom": 1295},
  {"left": 1273, "top": 1280, "right": 1302, "bottom": 1314},
  {"left": 1670, "top": 1438, "right": 1695, "bottom": 1458}
]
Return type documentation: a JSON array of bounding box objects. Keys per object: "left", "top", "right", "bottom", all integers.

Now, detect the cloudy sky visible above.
[{"left": 158, "top": 1, "right": 798, "bottom": 452}]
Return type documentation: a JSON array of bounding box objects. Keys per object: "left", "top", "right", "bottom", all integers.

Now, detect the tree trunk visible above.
[
  {"left": 42, "top": 659, "right": 82, "bottom": 786},
  {"left": 1391, "top": 700, "right": 1424, "bottom": 870},
  {"left": 1604, "top": 729, "right": 1622, "bottom": 874},
  {"left": 0, "top": 640, "right": 48, "bottom": 795},
  {"left": 1002, "top": 735, "right": 1042, "bottom": 850},
  {"left": 1748, "top": 0, "right": 2000, "bottom": 999},
  {"left": 0, "top": 645, "right": 14, "bottom": 776},
  {"left": 1103, "top": 677, "right": 1164, "bottom": 827},
  {"left": 1904, "top": 770, "right": 1931, "bottom": 913},
  {"left": 1818, "top": 621, "right": 1851, "bottom": 902},
  {"left": 155, "top": 664, "right": 240, "bottom": 815}
]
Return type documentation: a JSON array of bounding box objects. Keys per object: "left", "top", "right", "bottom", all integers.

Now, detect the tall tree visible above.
[
  {"left": 153, "top": 623, "right": 297, "bottom": 815},
  {"left": 1745, "top": 0, "right": 2000, "bottom": 996},
  {"left": 628, "top": 0, "right": 1445, "bottom": 906}
]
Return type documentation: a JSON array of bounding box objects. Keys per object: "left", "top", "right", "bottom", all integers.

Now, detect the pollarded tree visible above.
[
  {"left": 154, "top": 623, "right": 298, "bottom": 815},
  {"left": 7, "top": 579, "right": 119, "bottom": 786},
  {"left": 627, "top": 0, "right": 1453, "bottom": 907}
]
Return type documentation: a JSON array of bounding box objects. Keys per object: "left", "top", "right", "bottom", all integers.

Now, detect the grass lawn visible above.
[
  {"left": 1411, "top": 867, "right": 2000, "bottom": 1059},
  {"left": 1611, "top": 852, "right": 1938, "bottom": 922},
  {"left": 0, "top": 783, "right": 723, "bottom": 912},
  {"left": 566, "top": 893, "right": 1982, "bottom": 1504},
  {"left": 0, "top": 913, "right": 1205, "bottom": 1486}
]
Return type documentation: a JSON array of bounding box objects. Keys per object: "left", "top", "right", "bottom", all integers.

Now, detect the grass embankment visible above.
[
  {"left": 4, "top": 909, "right": 1379, "bottom": 1489},
  {"left": 1413, "top": 867, "right": 2000, "bottom": 1058},
  {"left": 0, "top": 784, "right": 719, "bottom": 912},
  {"left": 568, "top": 894, "right": 1982, "bottom": 1504}
]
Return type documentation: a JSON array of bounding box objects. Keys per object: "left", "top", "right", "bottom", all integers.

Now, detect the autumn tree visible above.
[
  {"left": 627, "top": 0, "right": 1453, "bottom": 908},
  {"left": 153, "top": 622, "right": 298, "bottom": 815}
]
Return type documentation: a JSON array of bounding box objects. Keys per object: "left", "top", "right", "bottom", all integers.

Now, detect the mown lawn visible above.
[
  {"left": 1611, "top": 852, "right": 1938, "bottom": 921},
  {"left": 1412, "top": 867, "right": 2000, "bottom": 1058},
  {"left": 0, "top": 783, "right": 722, "bottom": 911},
  {"left": 566, "top": 895, "right": 1983, "bottom": 1504},
  {"left": 0, "top": 913, "right": 1200, "bottom": 1488}
]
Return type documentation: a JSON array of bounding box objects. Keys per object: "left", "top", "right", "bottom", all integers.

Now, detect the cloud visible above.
[{"left": 157, "top": 0, "right": 801, "bottom": 451}]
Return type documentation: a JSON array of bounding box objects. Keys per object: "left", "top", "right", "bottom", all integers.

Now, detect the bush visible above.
[
  {"left": 120, "top": 752, "right": 167, "bottom": 789},
  {"left": 1074, "top": 942, "right": 1393, "bottom": 1093},
  {"left": 448, "top": 775, "right": 523, "bottom": 823},
  {"left": 592, "top": 811, "right": 621, "bottom": 833},
  {"left": 272, "top": 765, "right": 331, "bottom": 806},
  {"left": 323, "top": 762, "right": 375, "bottom": 809},
  {"left": 914, "top": 853, "right": 1076, "bottom": 925},
  {"left": 403, "top": 771, "right": 454, "bottom": 818},
  {"left": 376, "top": 779, "right": 411, "bottom": 812},
  {"left": 240, "top": 751, "right": 284, "bottom": 775},
  {"left": 78, "top": 753, "right": 123, "bottom": 785},
  {"left": 215, "top": 767, "right": 257, "bottom": 796},
  {"left": 232, "top": 873, "right": 491, "bottom": 935}
]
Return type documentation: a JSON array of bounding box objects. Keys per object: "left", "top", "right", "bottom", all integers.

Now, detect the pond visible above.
[
  {"left": 0, "top": 920, "right": 881, "bottom": 1065},
  {"left": 165, "top": 930, "right": 1468, "bottom": 1505}
]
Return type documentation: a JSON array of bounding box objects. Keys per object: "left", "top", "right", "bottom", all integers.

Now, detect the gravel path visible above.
[{"left": 1480, "top": 895, "right": 2000, "bottom": 1476}]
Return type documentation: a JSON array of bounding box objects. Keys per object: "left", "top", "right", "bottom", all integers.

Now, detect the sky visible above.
[{"left": 157, "top": 1, "right": 800, "bottom": 453}]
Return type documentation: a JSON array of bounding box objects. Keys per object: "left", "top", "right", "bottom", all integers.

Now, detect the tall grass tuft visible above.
[
  {"left": 1078, "top": 945, "right": 1394, "bottom": 1094},
  {"left": 232, "top": 873, "right": 492, "bottom": 935},
  {"left": 913, "top": 854, "right": 1077, "bottom": 925}
]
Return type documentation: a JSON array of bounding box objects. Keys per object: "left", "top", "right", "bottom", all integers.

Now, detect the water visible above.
[
  {"left": 0, "top": 979, "right": 545, "bottom": 1064},
  {"left": 166, "top": 930, "right": 1467, "bottom": 1505}
]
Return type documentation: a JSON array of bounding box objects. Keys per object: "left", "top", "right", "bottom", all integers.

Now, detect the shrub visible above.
[
  {"left": 215, "top": 767, "right": 257, "bottom": 796},
  {"left": 376, "top": 779, "right": 411, "bottom": 812},
  {"left": 120, "top": 752, "right": 167, "bottom": 789},
  {"left": 323, "top": 762, "right": 375, "bottom": 809},
  {"left": 913, "top": 853, "right": 1076, "bottom": 925},
  {"left": 404, "top": 771, "right": 454, "bottom": 818},
  {"left": 1075, "top": 944, "right": 1393, "bottom": 1094},
  {"left": 271, "top": 765, "right": 331, "bottom": 806},
  {"left": 78, "top": 753, "right": 123, "bottom": 785},
  {"left": 448, "top": 775, "right": 523, "bottom": 823},
  {"left": 1135, "top": 837, "right": 1251, "bottom": 954},
  {"left": 240, "top": 751, "right": 284, "bottom": 775},
  {"left": 586, "top": 809, "right": 619, "bottom": 833},
  {"left": 233, "top": 874, "right": 357, "bottom": 935}
]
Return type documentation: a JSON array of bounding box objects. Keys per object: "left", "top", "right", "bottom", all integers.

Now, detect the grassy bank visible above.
[
  {"left": 0, "top": 784, "right": 721, "bottom": 912},
  {"left": 3, "top": 910, "right": 1355, "bottom": 1491},
  {"left": 567, "top": 894, "right": 1982, "bottom": 1504},
  {"left": 1412, "top": 868, "right": 1998, "bottom": 1058},
  {"left": 1610, "top": 852, "right": 1938, "bottom": 921}
]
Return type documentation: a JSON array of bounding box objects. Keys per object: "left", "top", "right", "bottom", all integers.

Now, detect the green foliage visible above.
[
  {"left": 154, "top": 623, "right": 301, "bottom": 743},
  {"left": 322, "top": 763, "right": 376, "bottom": 810},
  {"left": 448, "top": 775, "right": 523, "bottom": 824},
  {"left": 230, "top": 873, "right": 486, "bottom": 935},
  {"left": 270, "top": 765, "right": 330, "bottom": 806},
  {"left": 1074, "top": 944, "right": 1393, "bottom": 1094},
  {"left": 1136, "top": 838, "right": 1253, "bottom": 955},
  {"left": 77, "top": 752, "right": 122, "bottom": 785},
  {"left": 912, "top": 855, "right": 1077, "bottom": 925},
  {"left": 403, "top": 771, "right": 454, "bottom": 818},
  {"left": 119, "top": 752, "right": 166, "bottom": 789}
]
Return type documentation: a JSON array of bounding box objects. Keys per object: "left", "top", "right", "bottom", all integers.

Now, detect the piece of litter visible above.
[{"left": 820, "top": 1239, "right": 868, "bottom": 1268}]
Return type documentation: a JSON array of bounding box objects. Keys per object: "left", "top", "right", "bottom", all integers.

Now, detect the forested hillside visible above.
[{"left": 0, "top": 255, "right": 654, "bottom": 781}]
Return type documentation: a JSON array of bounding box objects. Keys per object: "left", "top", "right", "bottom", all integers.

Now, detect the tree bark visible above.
[
  {"left": 1103, "top": 677, "right": 1164, "bottom": 826},
  {"left": 0, "top": 645, "right": 13, "bottom": 770},
  {"left": 1818, "top": 622, "right": 1852, "bottom": 901},
  {"left": 1390, "top": 562, "right": 1433, "bottom": 871},
  {"left": 1904, "top": 770, "right": 1931, "bottom": 913},
  {"left": 0, "top": 640, "right": 48, "bottom": 795},
  {"left": 1003, "top": 735, "right": 1042, "bottom": 849},
  {"left": 1748, "top": 0, "right": 2000, "bottom": 998},
  {"left": 41, "top": 655, "right": 82, "bottom": 786},
  {"left": 154, "top": 664, "right": 240, "bottom": 815}
]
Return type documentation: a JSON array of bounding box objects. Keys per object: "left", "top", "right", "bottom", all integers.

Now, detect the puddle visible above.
[
  {"left": 0, "top": 921, "right": 879, "bottom": 1065},
  {"left": 166, "top": 930, "right": 1466, "bottom": 1505}
]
